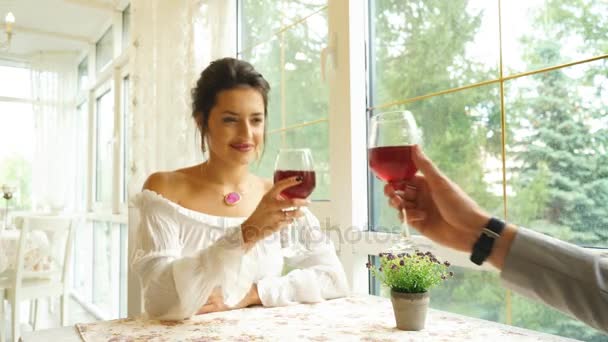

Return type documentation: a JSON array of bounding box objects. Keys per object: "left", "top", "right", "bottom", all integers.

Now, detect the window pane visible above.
[
  {"left": 0, "top": 101, "right": 34, "bottom": 210},
  {"left": 370, "top": 85, "right": 503, "bottom": 233},
  {"left": 75, "top": 103, "right": 88, "bottom": 211},
  {"left": 283, "top": 12, "right": 327, "bottom": 127},
  {"left": 78, "top": 57, "right": 89, "bottom": 92},
  {"left": 92, "top": 221, "right": 121, "bottom": 318},
  {"left": 119, "top": 223, "right": 128, "bottom": 317},
  {"left": 506, "top": 59, "right": 608, "bottom": 248},
  {"left": 122, "top": 77, "right": 130, "bottom": 203},
  {"left": 95, "top": 90, "right": 114, "bottom": 204},
  {"left": 240, "top": 2, "right": 329, "bottom": 201},
  {"left": 370, "top": 0, "right": 499, "bottom": 107},
  {"left": 369, "top": 259, "right": 605, "bottom": 341},
  {"left": 96, "top": 28, "right": 114, "bottom": 73},
  {"left": 502, "top": 1, "right": 608, "bottom": 75},
  {"left": 0, "top": 64, "right": 31, "bottom": 99},
  {"left": 241, "top": 36, "right": 282, "bottom": 132},
  {"left": 73, "top": 221, "right": 93, "bottom": 302},
  {"left": 240, "top": 0, "right": 326, "bottom": 51},
  {"left": 122, "top": 5, "right": 131, "bottom": 51}
]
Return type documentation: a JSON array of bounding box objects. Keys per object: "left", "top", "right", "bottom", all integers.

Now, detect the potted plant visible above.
[{"left": 367, "top": 251, "right": 453, "bottom": 331}]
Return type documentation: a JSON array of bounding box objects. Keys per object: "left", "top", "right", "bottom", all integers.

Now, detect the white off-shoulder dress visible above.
[{"left": 130, "top": 190, "right": 349, "bottom": 320}]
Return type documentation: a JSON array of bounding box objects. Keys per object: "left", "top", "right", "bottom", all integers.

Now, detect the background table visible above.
[
  {"left": 0, "top": 229, "right": 51, "bottom": 275},
  {"left": 24, "top": 295, "right": 581, "bottom": 341}
]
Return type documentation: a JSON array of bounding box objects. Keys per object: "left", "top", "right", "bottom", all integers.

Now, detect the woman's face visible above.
[{"left": 203, "top": 86, "right": 266, "bottom": 166}]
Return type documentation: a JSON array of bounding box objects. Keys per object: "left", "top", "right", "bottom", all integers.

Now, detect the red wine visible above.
[
  {"left": 368, "top": 145, "right": 417, "bottom": 182},
  {"left": 273, "top": 170, "right": 316, "bottom": 199}
]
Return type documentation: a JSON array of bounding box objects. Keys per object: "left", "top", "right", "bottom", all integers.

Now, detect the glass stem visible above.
[{"left": 400, "top": 208, "right": 411, "bottom": 238}]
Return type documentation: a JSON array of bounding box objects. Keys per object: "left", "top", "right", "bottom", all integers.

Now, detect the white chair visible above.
[{"left": 0, "top": 216, "right": 74, "bottom": 342}]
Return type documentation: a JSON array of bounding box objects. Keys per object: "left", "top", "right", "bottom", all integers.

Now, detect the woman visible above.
[{"left": 131, "top": 58, "right": 349, "bottom": 320}]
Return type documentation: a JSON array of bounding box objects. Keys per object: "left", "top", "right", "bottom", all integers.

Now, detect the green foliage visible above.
[
  {"left": 0, "top": 155, "right": 32, "bottom": 209},
  {"left": 509, "top": 17, "right": 608, "bottom": 247},
  {"left": 369, "top": 251, "right": 452, "bottom": 294}
]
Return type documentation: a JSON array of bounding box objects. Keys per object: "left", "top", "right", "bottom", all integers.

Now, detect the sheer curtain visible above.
[
  {"left": 127, "top": 0, "right": 236, "bottom": 316},
  {"left": 128, "top": 0, "right": 237, "bottom": 197},
  {"left": 30, "top": 52, "right": 78, "bottom": 212},
  {"left": 129, "top": 0, "right": 198, "bottom": 197}
]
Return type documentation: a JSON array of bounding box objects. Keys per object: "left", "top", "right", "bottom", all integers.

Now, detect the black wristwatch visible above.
[{"left": 470, "top": 217, "right": 506, "bottom": 266}]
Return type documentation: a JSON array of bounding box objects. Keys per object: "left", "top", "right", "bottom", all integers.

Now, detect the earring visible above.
[
  {"left": 255, "top": 144, "right": 263, "bottom": 162},
  {"left": 200, "top": 131, "right": 206, "bottom": 153}
]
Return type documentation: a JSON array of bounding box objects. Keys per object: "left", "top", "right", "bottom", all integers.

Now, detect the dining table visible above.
[{"left": 21, "top": 295, "right": 580, "bottom": 341}]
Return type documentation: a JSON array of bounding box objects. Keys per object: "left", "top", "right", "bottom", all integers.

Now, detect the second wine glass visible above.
[{"left": 368, "top": 111, "right": 422, "bottom": 252}]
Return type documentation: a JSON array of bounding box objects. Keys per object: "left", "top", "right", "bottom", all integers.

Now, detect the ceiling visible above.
[{"left": 0, "top": 0, "right": 126, "bottom": 62}]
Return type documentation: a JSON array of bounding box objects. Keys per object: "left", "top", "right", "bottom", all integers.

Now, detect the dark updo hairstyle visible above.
[{"left": 191, "top": 58, "right": 270, "bottom": 152}]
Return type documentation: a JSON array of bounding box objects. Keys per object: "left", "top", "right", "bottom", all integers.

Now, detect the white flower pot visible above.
[{"left": 390, "top": 290, "right": 430, "bottom": 331}]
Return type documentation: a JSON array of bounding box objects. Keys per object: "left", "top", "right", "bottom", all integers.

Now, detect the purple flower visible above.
[
  {"left": 391, "top": 264, "right": 398, "bottom": 270},
  {"left": 444, "top": 261, "right": 451, "bottom": 267},
  {"left": 378, "top": 267, "right": 383, "bottom": 272},
  {"left": 387, "top": 254, "right": 396, "bottom": 260},
  {"left": 399, "top": 260, "right": 405, "bottom": 266},
  {"left": 365, "top": 262, "right": 372, "bottom": 269},
  {"left": 449, "top": 271, "right": 454, "bottom": 277}
]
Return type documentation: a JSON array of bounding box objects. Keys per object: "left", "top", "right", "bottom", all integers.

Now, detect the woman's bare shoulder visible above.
[{"left": 143, "top": 166, "right": 199, "bottom": 201}]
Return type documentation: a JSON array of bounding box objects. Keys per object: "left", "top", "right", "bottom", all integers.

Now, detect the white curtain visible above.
[
  {"left": 128, "top": 0, "right": 237, "bottom": 197},
  {"left": 127, "top": 0, "right": 237, "bottom": 317},
  {"left": 129, "top": 0, "right": 198, "bottom": 197},
  {"left": 30, "top": 52, "right": 78, "bottom": 212}
]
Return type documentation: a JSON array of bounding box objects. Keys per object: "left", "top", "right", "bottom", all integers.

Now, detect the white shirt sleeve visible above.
[
  {"left": 130, "top": 191, "right": 254, "bottom": 320},
  {"left": 256, "top": 208, "right": 350, "bottom": 306}
]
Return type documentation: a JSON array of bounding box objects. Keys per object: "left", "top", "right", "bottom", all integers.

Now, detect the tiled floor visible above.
[{"left": 2, "top": 296, "right": 97, "bottom": 341}]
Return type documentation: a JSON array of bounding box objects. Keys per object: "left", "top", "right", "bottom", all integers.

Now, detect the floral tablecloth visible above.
[
  {"left": 0, "top": 229, "right": 52, "bottom": 275},
  {"left": 75, "top": 295, "right": 578, "bottom": 341}
]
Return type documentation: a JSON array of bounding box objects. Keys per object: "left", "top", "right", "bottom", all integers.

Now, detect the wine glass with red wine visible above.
[
  {"left": 273, "top": 148, "right": 316, "bottom": 255},
  {"left": 369, "top": 111, "right": 422, "bottom": 252}
]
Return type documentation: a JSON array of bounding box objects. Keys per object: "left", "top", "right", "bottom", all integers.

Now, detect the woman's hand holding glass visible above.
[
  {"left": 240, "top": 176, "right": 308, "bottom": 250},
  {"left": 273, "top": 148, "right": 316, "bottom": 256}
]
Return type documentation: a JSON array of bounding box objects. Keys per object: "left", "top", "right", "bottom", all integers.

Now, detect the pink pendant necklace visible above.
[
  {"left": 201, "top": 163, "right": 248, "bottom": 207},
  {"left": 223, "top": 192, "right": 242, "bottom": 206}
]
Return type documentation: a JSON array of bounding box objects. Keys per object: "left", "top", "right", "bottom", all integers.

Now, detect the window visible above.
[
  {"left": 78, "top": 57, "right": 89, "bottom": 93},
  {"left": 238, "top": 0, "right": 330, "bottom": 200},
  {"left": 122, "top": 5, "right": 131, "bottom": 51},
  {"left": 92, "top": 221, "right": 125, "bottom": 318},
  {"left": 367, "top": 1, "right": 607, "bottom": 340},
  {"left": 95, "top": 89, "right": 114, "bottom": 205},
  {"left": 73, "top": 220, "right": 93, "bottom": 302},
  {"left": 0, "top": 101, "right": 34, "bottom": 210},
  {"left": 0, "top": 64, "right": 31, "bottom": 99},
  {"left": 121, "top": 76, "right": 130, "bottom": 202},
  {"left": 0, "top": 64, "right": 34, "bottom": 211},
  {"left": 74, "top": 103, "right": 88, "bottom": 211},
  {"left": 96, "top": 28, "right": 114, "bottom": 73}
]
